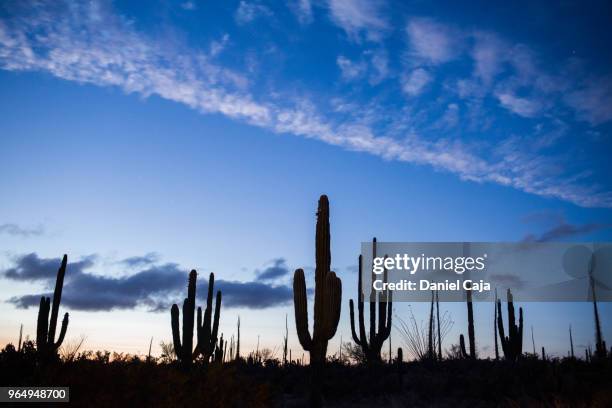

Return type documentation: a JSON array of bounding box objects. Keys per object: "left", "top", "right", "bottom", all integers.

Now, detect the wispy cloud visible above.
[
  {"left": 180, "top": 1, "right": 196, "bottom": 11},
  {"left": 327, "top": 0, "right": 389, "bottom": 42},
  {"left": 4, "top": 253, "right": 293, "bottom": 310},
  {"left": 406, "top": 18, "right": 461, "bottom": 65},
  {"left": 234, "top": 1, "right": 273, "bottom": 25},
  {"left": 522, "top": 221, "right": 612, "bottom": 242},
  {"left": 495, "top": 92, "right": 542, "bottom": 118},
  {"left": 401, "top": 68, "right": 432, "bottom": 96},
  {"left": 564, "top": 76, "right": 612, "bottom": 126},
  {"left": 0, "top": 2, "right": 610, "bottom": 208},
  {"left": 288, "top": 0, "right": 313, "bottom": 25},
  {"left": 0, "top": 223, "right": 44, "bottom": 238},
  {"left": 336, "top": 55, "right": 366, "bottom": 80}
]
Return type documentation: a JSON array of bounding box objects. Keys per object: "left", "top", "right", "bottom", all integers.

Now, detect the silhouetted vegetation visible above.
[
  {"left": 2, "top": 195, "right": 611, "bottom": 406},
  {"left": 2, "top": 342, "right": 612, "bottom": 407}
]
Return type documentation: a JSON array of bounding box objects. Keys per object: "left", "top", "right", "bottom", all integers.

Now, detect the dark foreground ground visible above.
[{"left": 2, "top": 351, "right": 611, "bottom": 407}]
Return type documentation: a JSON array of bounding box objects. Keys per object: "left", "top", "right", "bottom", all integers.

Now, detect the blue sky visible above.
[{"left": 0, "top": 0, "right": 611, "bottom": 359}]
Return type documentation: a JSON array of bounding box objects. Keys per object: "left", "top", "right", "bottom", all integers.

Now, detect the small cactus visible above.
[
  {"left": 497, "top": 289, "right": 523, "bottom": 361},
  {"left": 36, "top": 254, "right": 69, "bottom": 362},
  {"left": 171, "top": 270, "right": 222, "bottom": 367},
  {"left": 349, "top": 238, "right": 392, "bottom": 364},
  {"left": 214, "top": 333, "right": 225, "bottom": 363}
]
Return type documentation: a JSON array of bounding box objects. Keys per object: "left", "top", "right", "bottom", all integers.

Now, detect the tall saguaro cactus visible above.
[
  {"left": 497, "top": 288, "right": 523, "bottom": 361},
  {"left": 36, "top": 254, "right": 69, "bottom": 362},
  {"left": 293, "top": 195, "right": 342, "bottom": 366},
  {"left": 171, "top": 270, "right": 197, "bottom": 369},
  {"left": 196, "top": 272, "right": 222, "bottom": 363},
  {"left": 349, "top": 238, "right": 392, "bottom": 364}
]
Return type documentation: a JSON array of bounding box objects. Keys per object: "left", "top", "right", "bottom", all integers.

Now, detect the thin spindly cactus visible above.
[
  {"left": 236, "top": 316, "right": 241, "bottom": 360},
  {"left": 349, "top": 238, "right": 392, "bottom": 364},
  {"left": 293, "top": 195, "right": 342, "bottom": 366},
  {"left": 494, "top": 288, "right": 499, "bottom": 360},
  {"left": 497, "top": 288, "right": 523, "bottom": 361},
  {"left": 36, "top": 254, "right": 69, "bottom": 362},
  {"left": 589, "top": 257, "right": 607, "bottom": 359}
]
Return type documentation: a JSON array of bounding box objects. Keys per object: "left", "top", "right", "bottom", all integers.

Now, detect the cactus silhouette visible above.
[
  {"left": 461, "top": 285, "right": 476, "bottom": 359},
  {"left": 236, "top": 316, "right": 241, "bottom": 360},
  {"left": 214, "top": 333, "right": 225, "bottom": 363},
  {"left": 349, "top": 238, "right": 392, "bottom": 363},
  {"left": 293, "top": 195, "right": 342, "bottom": 365},
  {"left": 293, "top": 195, "right": 342, "bottom": 407},
  {"left": 196, "top": 272, "right": 222, "bottom": 363},
  {"left": 459, "top": 334, "right": 468, "bottom": 358},
  {"left": 36, "top": 254, "right": 69, "bottom": 362},
  {"left": 494, "top": 288, "right": 499, "bottom": 360},
  {"left": 496, "top": 288, "right": 523, "bottom": 361},
  {"left": 589, "top": 265, "right": 607, "bottom": 359},
  {"left": 171, "top": 270, "right": 197, "bottom": 369}
]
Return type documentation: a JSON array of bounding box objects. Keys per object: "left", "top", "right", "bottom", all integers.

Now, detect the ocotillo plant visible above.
[
  {"left": 36, "top": 254, "right": 69, "bottom": 362},
  {"left": 427, "top": 290, "right": 435, "bottom": 360},
  {"left": 293, "top": 195, "right": 342, "bottom": 366},
  {"left": 171, "top": 270, "right": 197, "bottom": 369},
  {"left": 349, "top": 238, "right": 392, "bottom": 363},
  {"left": 196, "top": 272, "right": 222, "bottom": 363},
  {"left": 497, "top": 288, "right": 523, "bottom": 361}
]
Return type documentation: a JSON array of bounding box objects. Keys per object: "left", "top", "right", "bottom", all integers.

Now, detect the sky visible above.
[{"left": 0, "top": 0, "right": 611, "bottom": 360}]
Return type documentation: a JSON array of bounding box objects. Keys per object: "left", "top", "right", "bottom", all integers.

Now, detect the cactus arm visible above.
[
  {"left": 378, "top": 256, "right": 388, "bottom": 338},
  {"left": 369, "top": 239, "right": 377, "bottom": 348},
  {"left": 356, "top": 256, "right": 369, "bottom": 354},
  {"left": 384, "top": 292, "right": 393, "bottom": 340},
  {"left": 518, "top": 307, "right": 523, "bottom": 357},
  {"left": 383, "top": 267, "right": 393, "bottom": 339},
  {"left": 349, "top": 300, "right": 362, "bottom": 346},
  {"left": 459, "top": 334, "right": 468, "bottom": 358},
  {"left": 203, "top": 273, "right": 214, "bottom": 338},
  {"left": 325, "top": 272, "right": 341, "bottom": 340},
  {"left": 37, "top": 296, "right": 49, "bottom": 347},
  {"left": 496, "top": 299, "right": 507, "bottom": 357},
  {"left": 293, "top": 268, "right": 313, "bottom": 351},
  {"left": 211, "top": 291, "right": 221, "bottom": 347},
  {"left": 171, "top": 303, "right": 182, "bottom": 358},
  {"left": 53, "top": 312, "right": 69, "bottom": 350},
  {"left": 48, "top": 254, "right": 67, "bottom": 344},
  {"left": 193, "top": 306, "right": 203, "bottom": 357}
]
